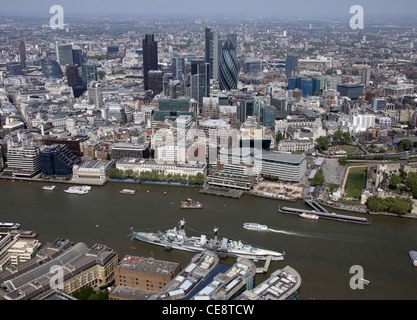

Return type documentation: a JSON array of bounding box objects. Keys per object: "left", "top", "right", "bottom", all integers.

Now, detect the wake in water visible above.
[
  {"left": 267, "top": 228, "right": 363, "bottom": 243},
  {"left": 268, "top": 228, "right": 318, "bottom": 238}
]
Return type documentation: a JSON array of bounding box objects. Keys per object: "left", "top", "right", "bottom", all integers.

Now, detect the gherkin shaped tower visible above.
[{"left": 219, "top": 38, "right": 238, "bottom": 91}]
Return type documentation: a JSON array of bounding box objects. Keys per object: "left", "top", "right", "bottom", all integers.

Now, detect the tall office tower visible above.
[
  {"left": 19, "top": 40, "right": 26, "bottom": 69},
  {"left": 142, "top": 34, "right": 158, "bottom": 91},
  {"left": 171, "top": 53, "right": 185, "bottom": 80},
  {"left": 213, "top": 34, "right": 223, "bottom": 81},
  {"left": 66, "top": 64, "right": 80, "bottom": 87},
  {"left": 205, "top": 27, "right": 214, "bottom": 79},
  {"left": 285, "top": 53, "right": 298, "bottom": 78},
  {"left": 57, "top": 44, "right": 74, "bottom": 66},
  {"left": 87, "top": 81, "right": 104, "bottom": 108},
  {"left": 261, "top": 105, "right": 277, "bottom": 127},
  {"left": 81, "top": 63, "right": 97, "bottom": 87},
  {"left": 148, "top": 70, "right": 163, "bottom": 95},
  {"left": 219, "top": 38, "right": 238, "bottom": 91},
  {"left": 72, "top": 49, "right": 84, "bottom": 66},
  {"left": 191, "top": 60, "right": 210, "bottom": 112},
  {"left": 361, "top": 67, "right": 371, "bottom": 87}
]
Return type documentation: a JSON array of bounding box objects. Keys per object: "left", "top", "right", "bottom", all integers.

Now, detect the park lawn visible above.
[
  {"left": 345, "top": 167, "right": 368, "bottom": 199},
  {"left": 336, "top": 145, "right": 364, "bottom": 155}
]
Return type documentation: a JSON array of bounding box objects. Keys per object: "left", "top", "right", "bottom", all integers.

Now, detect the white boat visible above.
[
  {"left": 64, "top": 186, "right": 90, "bottom": 195},
  {"left": 299, "top": 213, "right": 319, "bottom": 220},
  {"left": 0, "top": 222, "right": 20, "bottom": 229},
  {"left": 42, "top": 186, "right": 57, "bottom": 191},
  {"left": 120, "top": 189, "right": 136, "bottom": 195},
  {"left": 243, "top": 223, "right": 268, "bottom": 231},
  {"left": 409, "top": 251, "right": 417, "bottom": 267}
]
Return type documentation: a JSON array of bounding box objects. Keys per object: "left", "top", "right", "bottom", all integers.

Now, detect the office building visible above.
[
  {"left": 66, "top": 64, "right": 79, "bottom": 87},
  {"left": 0, "top": 240, "right": 118, "bottom": 300},
  {"left": 72, "top": 49, "right": 84, "bottom": 66},
  {"left": 56, "top": 44, "right": 74, "bottom": 66},
  {"left": 71, "top": 159, "right": 115, "bottom": 185},
  {"left": 371, "top": 97, "right": 387, "bottom": 111},
  {"left": 243, "top": 58, "right": 263, "bottom": 73},
  {"left": 107, "top": 46, "right": 119, "bottom": 55},
  {"left": 114, "top": 255, "right": 180, "bottom": 292},
  {"left": 191, "top": 60, "right": 210, "bottom": 111},
  {"left": 40, "top": 144, "right": 79, "bottom": 177},
  {"left": 148, "top": 70, "right": 163, "bottom": 95},
  {"left": 142, "top": 34, "right": 158, "bottom": 91},
  {"left": 288, "top": 76, "right": 321, "bottom": 97},
  {"left": 153, "top": 98, "right": 195, "bottom": 122},
  {"left": 205, "top": 27, "right": 214, "bottom": 79},
  {"left": 4, "top": 145, "right": 41, "bottom": 178},
  {"left": 285, "top": 54, "right": 298, "bottom": 78},
  {"left": 262, "top": 105, "right": 277, "bottom": 127},
  {"left": 111, "top": 142, "right": 150, "bottom": 160},
  {"left": 254, "top": 152, "right": 306, "bottom": 183},
  {"left": 87, "top": 81, "right": 104, "bottom": 108},
  {"left": 171, "top": 53, "right": 185, "bottom": 80},
  {"left": 337, "top": 84, "right": 364, "bottom": 100},
  {"left": 361, "top": 67, "right": 371, "bottom": 87},
  {"left": 219, "top": 38, "right": 238, "bottom": 91},
  {"left": 81, "top": 63, "right": 97, "bottom": 87},
  {"left": 19, "top": 40, "right": 26, "bottom": 69},
  {"left": 8, "top": 62, "right": 23, "bottom": 76},
  {"left": 43, "top": 138, "right": 82, "bottom": 158},
  {"left": 40, "top": 58, "right": 63, "bottom": 78}
]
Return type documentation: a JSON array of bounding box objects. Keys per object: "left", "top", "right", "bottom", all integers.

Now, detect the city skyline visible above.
[{"left": 1, "top": 0, "right": 417, "bottom": 19}]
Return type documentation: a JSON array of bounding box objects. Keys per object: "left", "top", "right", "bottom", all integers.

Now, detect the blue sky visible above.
[{"left": 1, "top": 0, "right": 416, "bottom": 18}]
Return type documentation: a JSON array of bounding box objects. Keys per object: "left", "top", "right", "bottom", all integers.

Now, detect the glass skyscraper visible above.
[
  {"left": 40, "top": 58, "right": 63, "bottom": 78},
  {"left": 285, "top": 54, "right": 298, "bottom": 78},
  {"left": 57, "top": 44, "right": 74, "bottom": 66},
  {"left": 81, "top": 63, "right": 97, "bottom": 87},
  {"left": 219, "top": 38, "right": 238, "bottom": 91},
  {"left": 142, "top": 34, "right": 158, "bottom": 91},
  {"left": 205, "top": 27, "right": 214, "bottom": 79},
  {"left": 191, "top": 60, "right": 210, "bottom": 111}
]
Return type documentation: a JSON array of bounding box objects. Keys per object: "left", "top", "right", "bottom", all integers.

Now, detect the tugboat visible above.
[{"left": 180, "top": 198, "right": 203, "bottom": 209}]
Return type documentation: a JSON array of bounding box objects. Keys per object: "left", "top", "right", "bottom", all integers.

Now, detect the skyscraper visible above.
[
  {"left": 72, "top": 49, "right": 84, "bottom": 66},
  {"left": 148, "top": 70, "right": 163, "bottom": 95},
  {"left": 361, "top": 67, "right": 371, "bottom": 87},
  {"left": 40, "top": 58, "right": 63, "bottom": 78},
  {"left": 191, "top": 60, "right": 210, "bottom": 111},
  {"left": 142, "top": 34, "right": 158, "bottom": 91},
  {"left": 19, "top": 40, "right": 26, "bottom": 69},
  {"left": 285, "top": 54, "right": 298, "bottom": 78},
  {"left": 205, "top": 27, "right": 214, "bottom": 79},
  {"left": 219, "top": 38, "right": 238, "bottom": 91},
  {"left": 171, "top": 52, "right": 185, "bottom": 80},
  {"left": 81, "top": 63, "right": 97, "bottom": 87},
  {"left": 57, "top": 44, "right": 74, "bottom": 66},
  {"left": 66, "top": 64, "right": 80, "bottom": 87}
]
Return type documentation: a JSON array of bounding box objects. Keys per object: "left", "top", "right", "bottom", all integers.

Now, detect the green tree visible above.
[
  {"left": 398, "top": 139, "right": 413, "bottom": 152},
  {"left": 389, "top": 175, "right": 402, "bottom": 189},
  {"left": 311, "top": 169, "right": 325, "bottom": 186},
  {"left": 316, "top": 136, "right": 329, "bottom": 152}
]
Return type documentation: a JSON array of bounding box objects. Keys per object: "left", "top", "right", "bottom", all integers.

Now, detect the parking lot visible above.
[{"left": 321, "top": 158, "right": 345, "bottom": 185}]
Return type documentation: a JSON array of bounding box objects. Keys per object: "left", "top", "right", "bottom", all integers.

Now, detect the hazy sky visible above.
[{"left": 1, "top": 0, "right": 416, "bottom": 19}]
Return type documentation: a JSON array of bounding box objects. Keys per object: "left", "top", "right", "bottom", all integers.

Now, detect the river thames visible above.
[{"left": 1, "top": 179, "right": 416, "bottom": 300}]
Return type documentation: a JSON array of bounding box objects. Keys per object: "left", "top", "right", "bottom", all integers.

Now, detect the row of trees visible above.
[
  {"left": 316, "top": 130, "right": 352, "bottom": 152},
  {"left": 108, "top": 168, "right": 205, "bottom": 185},
  {"left": 366, "top": 196, "right": 413, "bottom": 215}
]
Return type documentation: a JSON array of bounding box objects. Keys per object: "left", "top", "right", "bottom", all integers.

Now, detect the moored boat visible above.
[
  {"left": 180, "top": 198, "right": 203, "bottom": 209},
  {"left": 409, "top": 251, "right": 417, "bottom": 267},
  {"left": 0, "top": 222, "right": 20, "bottom": 229},
  {"left": 64, "top": 186, "right": 90, "bottom": 195},
  {"left": 120, "top": 189, "right": 136, "bottom": 195},
  {"left": 42, "top": 185, "right": 57, "bottom": 191},
  {"left": 299, "top": 213, "right": 319, "bottom": 220},
  {"left": 131, "top": 219, "right": 284, "bottom": 261}
]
